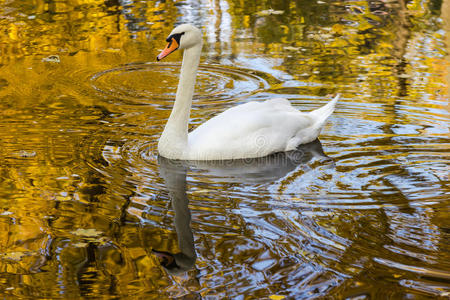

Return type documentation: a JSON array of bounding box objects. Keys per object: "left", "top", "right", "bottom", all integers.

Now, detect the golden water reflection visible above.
[{"left": 0, "top": 0, "right": 449, "bottom": 298}]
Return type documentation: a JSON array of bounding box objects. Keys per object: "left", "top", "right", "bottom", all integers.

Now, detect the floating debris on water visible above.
[
  {"left": 13, "top": 150, "right": 36, "bottom": 158},
  {"left": 42, "top": 55, "right": 60, "bottom": 63},
  {"left": 1, "top": 251, "right": 28, "bottom": 261},
  {"left": 71, "top": 228, "right": 103, "bottom": 238},
  {"left": 256, "top": 9, "right": 284, "bottom": 16}
]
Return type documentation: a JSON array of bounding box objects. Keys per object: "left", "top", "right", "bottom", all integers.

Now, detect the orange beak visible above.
[{"left": 156, "top": 38, "right": 179, "bottom": 61}]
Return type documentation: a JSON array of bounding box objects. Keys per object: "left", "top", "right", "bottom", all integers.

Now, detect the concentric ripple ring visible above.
[{"left": 89, "top": 62, "right": 273, "bottom": 105}]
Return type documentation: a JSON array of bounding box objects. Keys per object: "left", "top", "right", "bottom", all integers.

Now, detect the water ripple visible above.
[{"left": 90, "top": 62, "right": 273, "bottom": 105}]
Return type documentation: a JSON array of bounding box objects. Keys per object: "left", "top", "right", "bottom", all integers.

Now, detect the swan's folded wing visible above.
[{"left": 187, "top": 100, "right": 314, "bottom": 160}]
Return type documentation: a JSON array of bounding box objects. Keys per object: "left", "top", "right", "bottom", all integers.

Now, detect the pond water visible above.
[{"left": 0, "top": 0, "right": 449, "bottom": 298}]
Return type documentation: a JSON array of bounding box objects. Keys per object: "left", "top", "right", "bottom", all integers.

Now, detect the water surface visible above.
[{"left": 0, "top": 0, "right": 449, "bottom": 298}]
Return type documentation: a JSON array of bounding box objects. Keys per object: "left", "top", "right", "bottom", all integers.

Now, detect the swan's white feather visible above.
[
  {"left": 186, "top": 96, "right": 337, "bottom": 160},
  {"left": 157, "top": 24, "right": 339, "bottom": 161}
]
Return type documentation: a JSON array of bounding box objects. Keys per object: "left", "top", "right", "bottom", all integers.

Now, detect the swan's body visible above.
[{"left": 157, "top": 24, "right": 339, "bottom": 160}]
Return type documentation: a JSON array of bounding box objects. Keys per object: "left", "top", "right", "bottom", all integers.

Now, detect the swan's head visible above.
[
  {"left": 156, "top": 24, "right": 202, "bottom": 61},
  {"left": 152, "top": 249, "right": 196, "bottom": 274}
]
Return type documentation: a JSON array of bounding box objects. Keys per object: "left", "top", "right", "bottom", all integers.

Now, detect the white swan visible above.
[{"left": 156, "top": 24, "right": 339, "bottom": 160}]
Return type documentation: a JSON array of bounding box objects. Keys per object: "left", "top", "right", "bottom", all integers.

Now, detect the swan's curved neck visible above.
[{"left": 159, "top": 43, "right": 202, "bottom": 159}]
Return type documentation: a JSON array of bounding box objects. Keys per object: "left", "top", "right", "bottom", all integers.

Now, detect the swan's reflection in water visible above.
[
  {"left": 153, "top": 139, "right": 328, "bottom": 273},
  {"left": 153, "top": 156, "right": 196, "bottom": 274}
]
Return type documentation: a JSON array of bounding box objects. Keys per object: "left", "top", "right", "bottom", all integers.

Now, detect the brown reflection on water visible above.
[{"left": 0, "top": 0, "right": 449, "bottom": 298}]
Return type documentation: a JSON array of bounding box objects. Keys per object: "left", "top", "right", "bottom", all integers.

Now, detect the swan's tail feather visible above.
[{"left": 309, "top": 94, "right": 340, "bottom": 125}]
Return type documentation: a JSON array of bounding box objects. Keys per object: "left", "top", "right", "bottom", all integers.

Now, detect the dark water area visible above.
[{"left": 0, "top": 0, "right": 449, "bottom": 298}]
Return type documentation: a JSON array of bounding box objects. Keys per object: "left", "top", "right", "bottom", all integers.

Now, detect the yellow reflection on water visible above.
[{"left": 0, "top": 0, "right": 449, "bottom": 298}]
